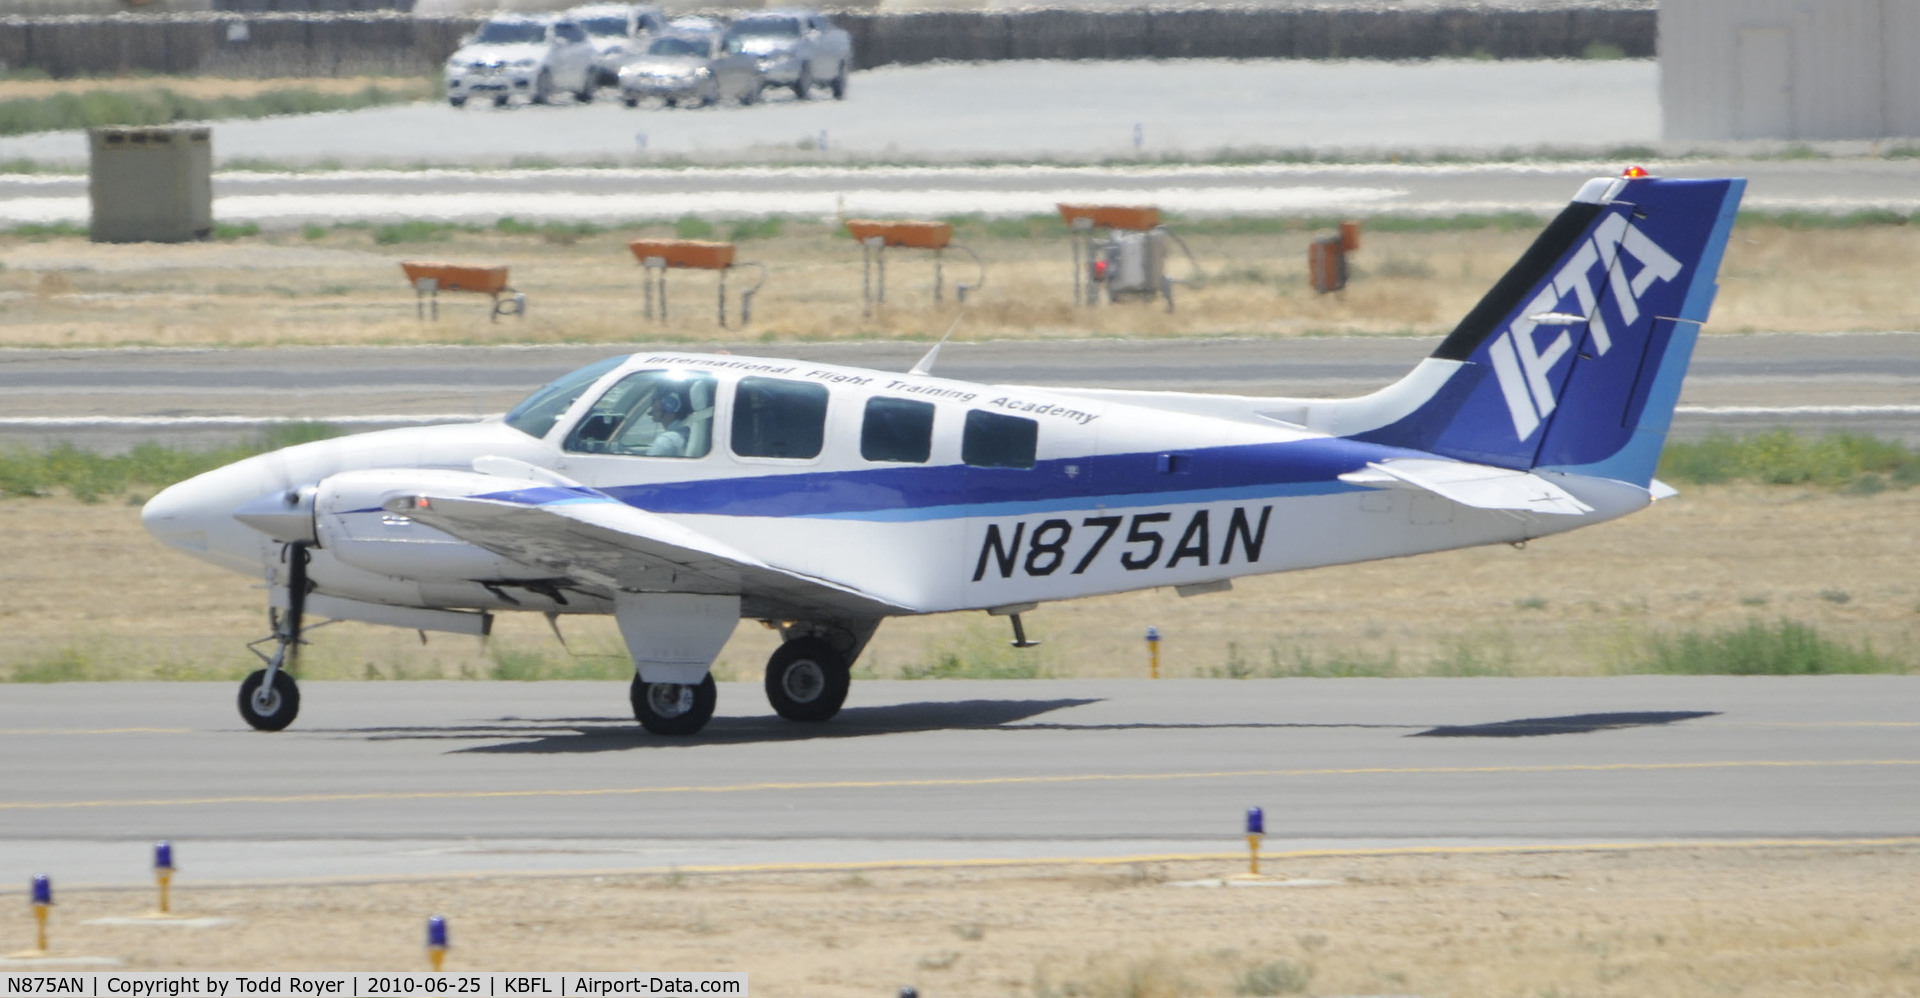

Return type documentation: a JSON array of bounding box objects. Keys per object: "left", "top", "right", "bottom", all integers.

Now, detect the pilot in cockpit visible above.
[{"left": 645, "top": 388, "right": 692, "bottom": 457}]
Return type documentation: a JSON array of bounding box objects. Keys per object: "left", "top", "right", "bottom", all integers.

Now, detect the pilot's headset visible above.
[{"left": 654, "top": 391, "right": 686, "bottom": 420}]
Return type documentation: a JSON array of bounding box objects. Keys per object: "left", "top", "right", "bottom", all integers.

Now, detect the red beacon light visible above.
[{"left": 1622, "top": 165, "right": 1650, "bottom": 178}]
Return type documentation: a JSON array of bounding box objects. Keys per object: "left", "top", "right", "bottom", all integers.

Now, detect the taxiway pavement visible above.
[
  {"left": 1, "top": 677, "right": 1914, "bottom": 887},
  {"left": 2, "top": 333, "right": 1916, "bottom": 451}
]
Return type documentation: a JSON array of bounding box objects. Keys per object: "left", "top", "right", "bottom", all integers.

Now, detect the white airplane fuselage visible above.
[
  {"left": 143, "top": 352, "right": 1648, "bottom": 624},
  {"left": 140, "top": 175, "right": 1746, "bottom": 734}
]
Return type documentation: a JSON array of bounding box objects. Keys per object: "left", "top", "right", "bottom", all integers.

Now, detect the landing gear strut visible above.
[
  {"left": 630, "top": 674, "right": 717, "bottom": 736},
  {"left": 240, "top": 543, "right": 308, "bottom": 731}
]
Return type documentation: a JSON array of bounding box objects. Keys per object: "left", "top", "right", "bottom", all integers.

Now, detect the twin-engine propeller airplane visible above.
[{"left": 144, "top": 173, "right": 1744, "bottom": 736}]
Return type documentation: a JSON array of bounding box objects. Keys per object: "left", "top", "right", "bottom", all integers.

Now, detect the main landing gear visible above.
[
  {"left": 629, "top": 674, "right": 717, "bottom": 736},
  {"left": 764, "top": 637, "right": 850, "bottom": 722},
  {"left": 240, "top": 543, "right": 309, "bottom": 731},
  {"left": 622, "top": 620, "right": 874, "bottom": 736}
]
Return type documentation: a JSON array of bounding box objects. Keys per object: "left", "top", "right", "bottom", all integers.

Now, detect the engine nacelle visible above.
[{"left": 314, "top": 468, "right": 552, "bottom": 582}]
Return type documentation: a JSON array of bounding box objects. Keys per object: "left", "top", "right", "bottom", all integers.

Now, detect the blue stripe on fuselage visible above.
[{"left": 478, "top": 437, "right": 1412, "bottom": 521}]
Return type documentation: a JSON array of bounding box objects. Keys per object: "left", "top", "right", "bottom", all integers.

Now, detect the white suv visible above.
[
  {"left": 566, "top": 4, "right": 669, "bottom": 88},
  {"left": 445, "top": 15, "right": 599, "bottom": 108}
]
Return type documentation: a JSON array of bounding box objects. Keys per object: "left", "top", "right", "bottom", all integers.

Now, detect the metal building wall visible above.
[{"left": 1661, "top": 0, "right": 1920, "bottom": 141}]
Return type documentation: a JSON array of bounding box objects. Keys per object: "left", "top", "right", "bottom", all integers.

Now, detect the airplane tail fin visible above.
[{"left": 1351, "top": 175, "right": 1745, "bottom": 487}]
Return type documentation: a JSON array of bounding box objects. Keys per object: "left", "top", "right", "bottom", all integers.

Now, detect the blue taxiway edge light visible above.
[{"left": 427, "top": 915, "right": 449, "bottom": 971}]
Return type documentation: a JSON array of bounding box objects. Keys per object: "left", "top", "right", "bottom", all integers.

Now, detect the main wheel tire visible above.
[
  {"left": 492, "top": 93, "right": 509, "bottom": 107},
  {"left": 449, "top": 95, "right": 467, "bottom": 108},
  {"left": 699, "top": 79, "right": 719, "bottom": 107},
  {"left": 574, "top": 83, "right": 594, "bottom": 103},
  {"left": 764, "top": 638, "right": 850, "bottom": 723},
  {"left": 792, "top": 66, "right": 812, "bottom": 100},
  {"left": 238, "top": 669, "right": 300, "bottom": 732},
  {"left": 740, "top": 80, "right": 763, "bottom": 106},
  {"left": 531, "top": 69, "right": 553, "bottom": 104},
  {"left": 830, "top": 62, "right": 848, "bottom": 100},
  {"left": 630, "top": 674, "right": 717, "bottom": 736},
  {"left": 622, "top": 95, "right": 638, "bottom": 108}
]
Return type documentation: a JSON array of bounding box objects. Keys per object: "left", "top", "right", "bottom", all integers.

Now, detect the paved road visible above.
[
  {"left": 0, "top": 677, "right": 1913, "bottom": 887},
  {"left": 2, "top": 333, "right": 1916, "bottom": 451},
  {"left": 0, "top": 60, "right": 1659, "bottom": 170}
]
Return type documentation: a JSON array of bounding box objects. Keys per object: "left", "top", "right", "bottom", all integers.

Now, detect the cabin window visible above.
[
  {"left": 504, "top": 355, "right": 625, "bottom": 439},
  {"left": 563, "top": 370, "right": 717, "bottom": 458},
  {"left": 732, "top": 377, "right": 828, "bottom": 459},
  {"left": 962, "top": 410, "right": 1037, "bottom": 469},
  {"left": 861, "top": 397, "right": 935, "bottom": 464}
]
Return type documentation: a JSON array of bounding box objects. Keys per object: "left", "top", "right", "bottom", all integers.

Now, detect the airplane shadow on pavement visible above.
[
  {"left": 393, "top": 698, "right": 1106, "bottom": 753},
  {"left": 1412, "top": 711, "right": 1720, "bottom": 738}
]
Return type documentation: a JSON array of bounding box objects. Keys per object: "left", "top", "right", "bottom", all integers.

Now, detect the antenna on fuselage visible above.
[{"left": 907, "top": 312, "right": 965, "bottom": 376}]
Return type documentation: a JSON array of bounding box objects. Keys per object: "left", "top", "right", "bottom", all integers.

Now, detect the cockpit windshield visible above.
[{"left": 503, "top": 356, "right": 625, "bottom": 439}]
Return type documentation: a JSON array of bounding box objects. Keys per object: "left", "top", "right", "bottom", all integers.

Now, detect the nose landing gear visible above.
[{"left": 239, "top": 543, "right": 309, "bottom": 732}]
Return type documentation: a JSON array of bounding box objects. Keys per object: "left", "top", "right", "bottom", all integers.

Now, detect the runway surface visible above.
[
  {"left": 2, "top": 333, "right": 1916, "bottom": 451},
  {"left": 4, "top": 157, "right": 1916, "bottom": 227},
  {"left": 1, "top": 677, "right": 1914, "bottom": 887}
]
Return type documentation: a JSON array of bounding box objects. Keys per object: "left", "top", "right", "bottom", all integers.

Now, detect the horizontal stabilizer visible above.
[{"left": 1340, "top": 458, "right": 1593, "bottom": 516}]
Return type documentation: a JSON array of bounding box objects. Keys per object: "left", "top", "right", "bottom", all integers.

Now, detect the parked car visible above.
[
  {"left": 444, "top": 15, "right": 599, "bottom": 108},
  {"left": 566, "top": 3, "right": 669, "bottom": 88},
  {"left": 721, "top": 10, "right": 851, "bottom": 100},
  {"left": 618, "top": 32, "right": 763, "bottom": 108}
]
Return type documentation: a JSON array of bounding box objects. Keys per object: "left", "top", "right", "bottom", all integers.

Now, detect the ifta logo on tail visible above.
[
  {"left": 1488, "top": 214, "right": 1685, "bottom": 441},
  {"left": 1352, "top": 175, "right": 1745, "bottom": 484}
]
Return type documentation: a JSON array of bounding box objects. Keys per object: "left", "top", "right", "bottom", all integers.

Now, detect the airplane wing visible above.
[
  {"left": 385, "top": 491, "right": 913, "bottom": 620},
  {"left": 1339, "top": 458, "right": 1593, "bottom": 516}
]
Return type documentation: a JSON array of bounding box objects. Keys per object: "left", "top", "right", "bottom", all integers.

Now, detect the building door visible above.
[{"left": 1735, "top": 26, "right": 1794, "bottom": 139}]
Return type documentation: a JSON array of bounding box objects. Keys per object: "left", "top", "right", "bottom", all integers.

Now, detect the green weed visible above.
[
  {"left": 0, "top": 423, "right": 341, "bottom": 501},
  {"left": 1235, "top": 959, "right": 1313, "bottom": 996},
  {"left": 673, "top": 214, "right": 715, "bottom": 240},
  {"left": 1658, "top": 430, "right": 1920, "bottom": 490},
  {"left": 485, "top": 645, "right": 629, "bottom": 681},
  {"left": 726, "top": 216, "right": 786, "bottom": 241},
  {"left": 374, "top": 220, "right": 465, "bottom": 245},
  {"left": 1634, "top": 620, "right": 1906, "bottom": 675}
]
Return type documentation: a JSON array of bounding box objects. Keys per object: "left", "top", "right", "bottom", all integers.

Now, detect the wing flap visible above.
[
  {"left": 1340, "top": 458, "right": 1593, "bottom": 516},
  {"left": 387, "top": 492, "right": 911, "bottom": 618}
]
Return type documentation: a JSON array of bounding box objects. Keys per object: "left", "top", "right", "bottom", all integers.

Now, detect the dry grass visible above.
[
  {"left": 23, "top": 845, "right": 1920, "bottom": 995},
  {"left": 2, "top": 484, "right": 1913, "bottom": 682},
  {"left": 2, "top": 219, "right": 1915, "bottom": 349}
]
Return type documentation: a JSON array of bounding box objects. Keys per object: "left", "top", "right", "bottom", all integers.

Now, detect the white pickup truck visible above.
[{"left": 721, "top": 9, "right": 853, "bottom": 100}]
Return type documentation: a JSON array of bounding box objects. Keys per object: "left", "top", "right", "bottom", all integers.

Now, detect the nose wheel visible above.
[
  {"left": 764, "top": 637, "right": 850, "bottom": 722},
  {"left": 630, "top": 674, "right": 717, "bottom": 736},
  {"left": 239, "top": 668, "right": 300, "bottom": 731},
  {"left": 240, "top": 542, "right": 310, "bottom": 732}
]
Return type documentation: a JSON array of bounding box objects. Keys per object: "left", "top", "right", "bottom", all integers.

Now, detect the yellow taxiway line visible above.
[{"left": 4, "top": 757, "right": 1918, "bottom": 811}]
